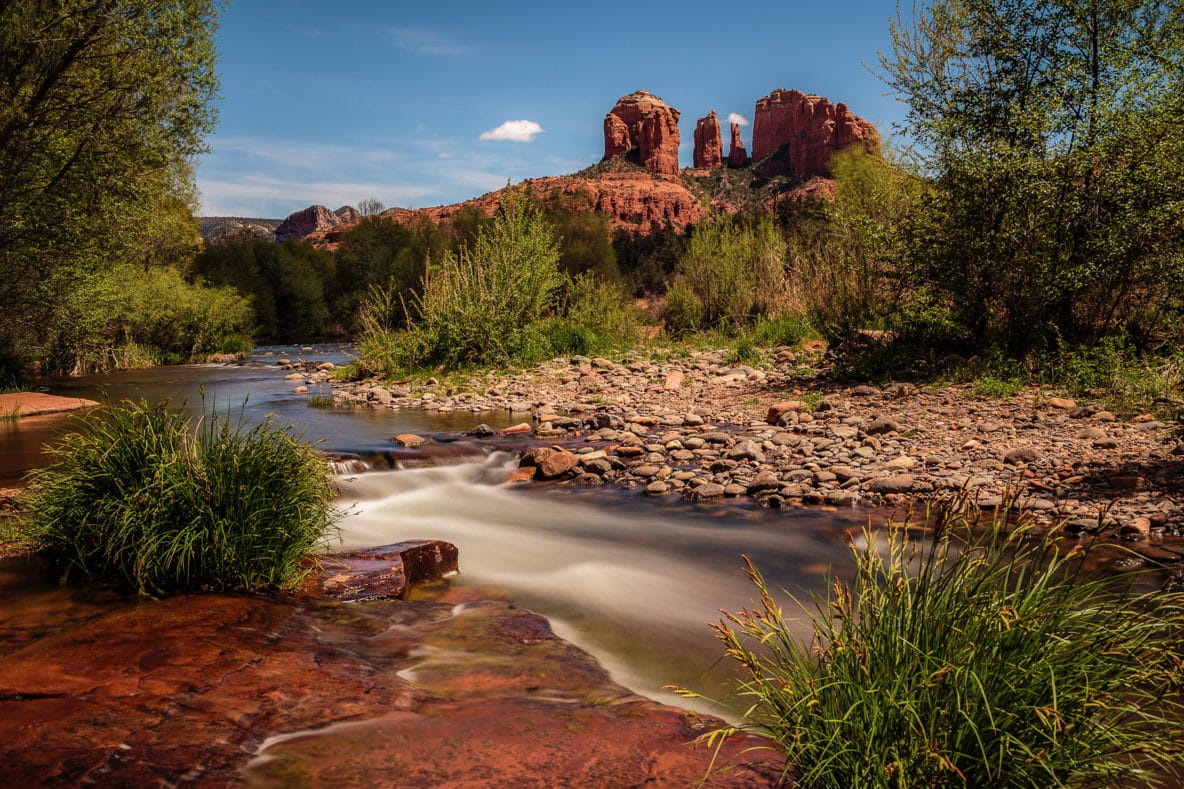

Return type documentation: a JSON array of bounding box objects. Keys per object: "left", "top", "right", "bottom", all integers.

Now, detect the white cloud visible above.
[
  {"left": 727, "top": 112, "right": 750, "bottom": 126},
  {"left": 479, "top": 120, "right": 544, "bottom": 143},
  {"left": 387, "top": 27, "right": 473, "bottom": 56}
]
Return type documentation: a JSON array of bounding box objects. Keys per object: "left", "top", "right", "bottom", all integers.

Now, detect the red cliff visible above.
[
  {"left": 727, "top": 122, "right": 749, "bottom": 167},
  {"left": 750, "top": 89, "right": 880, "bottom": 178},
  {"left": 692, "top": 111, "right": 723, "bottom": 169},
  {"left": 602, "top": 91, "right": 681, "bottom": 176}
]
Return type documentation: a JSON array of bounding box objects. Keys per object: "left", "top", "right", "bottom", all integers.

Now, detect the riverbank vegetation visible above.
[
  {"left": 691, "top": 496, "right": 1184, "bottom": 787},
  {"left": 354, "top": 191, "right": 639, "bottom": 376},
  {"left": 0, "top": 2, "right": 253, "bottom": 381},
  {"left": 19, "top": 401, "right": 340, "bottom": 596}
]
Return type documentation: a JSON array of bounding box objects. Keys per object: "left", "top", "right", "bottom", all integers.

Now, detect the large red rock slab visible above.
[
  {"left": 0, "top": 570, "right": 786, "bottom": 786},
  {"left": 246, "top": 697, "right": 782, "bottom": 788}
]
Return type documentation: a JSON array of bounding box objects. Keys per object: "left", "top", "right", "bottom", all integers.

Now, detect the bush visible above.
[
  {"left": 664, "top": 216, "right": 789, "bottom": 333},
  {"left": 20, "top": 401, "right": 340, "bottom": 596},
  {"left": 397, "top": 190, "right": 565, "bottom": 368},
  {"left": 691, "top": 495, "right": 1184, "bottom": 787},
  {"left": 788, "top": 146, "right": 920, "bottom": 348},
  {"left": 42, "top": 263, "right": 255, "bottom": 375}
]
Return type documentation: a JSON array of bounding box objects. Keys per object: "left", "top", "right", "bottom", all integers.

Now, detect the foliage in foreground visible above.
[
  {"left": 691, "top": 498, "right": 1184, "bottom": 787},
  {"left": 20, "top": 401, "right": 340, "bottom": 596}
]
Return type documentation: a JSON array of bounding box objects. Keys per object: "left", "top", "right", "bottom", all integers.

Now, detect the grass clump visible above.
[
  {"left": 20, "top": 400, "right": 340, "bottom": 596},
  {"left": 691, "top": 497, "right": 1184, "bottom": 787}
]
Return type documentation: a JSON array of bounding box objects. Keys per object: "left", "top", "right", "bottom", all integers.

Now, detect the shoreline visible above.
[{"left": 329, "top": 344, "right": 1184, "bottom": 566}]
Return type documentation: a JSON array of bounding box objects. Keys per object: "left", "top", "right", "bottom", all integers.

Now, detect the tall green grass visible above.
[
  {"left": 20, "top": 400, "right": 340, "bottom": 596},
  {"left": 689, "top": 496, "right": 1184, "bottom": 787}
]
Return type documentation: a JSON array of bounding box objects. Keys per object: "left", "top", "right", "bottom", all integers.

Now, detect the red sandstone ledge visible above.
[{"left": 0, "top": 392, "right": 100, "bottom": 418}]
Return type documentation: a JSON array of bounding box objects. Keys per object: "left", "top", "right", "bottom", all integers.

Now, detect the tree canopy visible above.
[
  {"left": 880, "top": 0, "right": 1184, "bottom": 353},
  {"left": 0, "top": 1, "right": 223, "bottom": 368}
]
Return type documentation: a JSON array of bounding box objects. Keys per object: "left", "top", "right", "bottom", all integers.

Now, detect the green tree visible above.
[
  {"left": 881, "top": 0, "right": 1184, "bottom": 354},
  {"left": 0, "top": 1, "right": 221, "bottom": 367}
]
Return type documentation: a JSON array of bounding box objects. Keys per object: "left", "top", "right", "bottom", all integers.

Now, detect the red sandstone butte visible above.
[
  {"left": 310, "top": 171, "right": 704, "bottom": 246},
  {"left": 728, "top": 122, "right": 750, "bottom": 167},
  {"left": 693, "top": 110, "right": 723, "bottom": 169},
  {"left": 274, "top": 204, "right": 343, "bottom": 241},
  {"left": 751, "top": 88, "right": 880, "bottom": 178},
  {"left": 602, "top": 90, "right": 682, "bottom": 176}
]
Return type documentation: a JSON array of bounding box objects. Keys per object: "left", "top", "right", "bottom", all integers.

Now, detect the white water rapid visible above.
[{"left": 335, "top": 453, "right": 867, "bottom": 712}]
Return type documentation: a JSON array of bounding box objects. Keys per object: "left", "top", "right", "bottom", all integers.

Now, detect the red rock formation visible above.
[
  {"left": 309, "top": 172, "right": 704, "bottom": 247},
  {"left": 727, "top": 122, "right": 749, "bottom": 167},
  {"left": 602, "top": 90, "right": 681, "bottom": 176},
  {"left": 751, "top": 88, "right": 880, "bottom": 178},
  {"left": 274, "top": 204, "right": 342, "bottom": 241},
  {"left": 692, "top": 110, "right": 722, "bottom": 169}
]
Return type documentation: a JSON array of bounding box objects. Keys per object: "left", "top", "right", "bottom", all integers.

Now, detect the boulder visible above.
[
  {"left": 602, "top": 90, "right": 681, "bottom": 176},
  {"left": 313, "top": 540, "right": 459, "bottom": 601},
  {"left": 692, "top": 110, "right": 723, "bottom": 169},
  {"left": 520, "top": 447, "right": 579, "bottom": 479},
  {"left": 750, "top": 89, "right": 880, "bottom": 178},
  {"left": 766, "top": 401, "right": 803, "bottom": 425}
]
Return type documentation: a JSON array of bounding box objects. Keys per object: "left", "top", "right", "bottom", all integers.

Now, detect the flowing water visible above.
[{"left": 1, "top": 345, "right": 872, "bottom": 712}]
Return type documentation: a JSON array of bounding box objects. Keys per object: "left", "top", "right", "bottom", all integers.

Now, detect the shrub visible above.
[
  {"left": 789, "top": 146, "right": 920, "bottom": 349},
  {"left": 665, "top": 216, "right": 789, "bottom": 333},
  {"left": 691, "top": 496, "right": 1184, "bottom": 787},
  {"left": 20, "top": 400, "right": 340, "bottom": 596},
  {"left": 395, "top": 190, "right": 565, "bottom": 368}
]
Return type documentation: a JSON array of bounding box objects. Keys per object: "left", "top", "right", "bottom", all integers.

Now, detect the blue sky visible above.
[{"left": 196, "top": 1, "right": 908, "bottom": 218}]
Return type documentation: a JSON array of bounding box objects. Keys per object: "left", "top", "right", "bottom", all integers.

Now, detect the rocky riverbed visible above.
[{"left": 324, "top": 345, "right": 1184, "bottom": 569}]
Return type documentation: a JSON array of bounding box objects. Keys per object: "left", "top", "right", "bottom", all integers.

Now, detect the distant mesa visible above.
[
  {"left": 274, "top": 204, "right": 355, "bottom": 242},
  {"left": 222, "top": 87, "right": 881, "bottom": 246},
  {"left": 602, "top": 90, "right": 682, "bottom": 176},
  {"left": 198, "top": 216, "right": 282, "bottom": 244},
  {"left": 750, "top": 88, "right": 880, "bottom": 178},
  {"left": 692, "top": 111, "right": 722, "bottom": 169}
]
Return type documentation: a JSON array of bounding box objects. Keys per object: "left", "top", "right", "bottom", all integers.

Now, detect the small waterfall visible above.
[{"left": 334, "top": 454, "right": 865, "bottom": 711}]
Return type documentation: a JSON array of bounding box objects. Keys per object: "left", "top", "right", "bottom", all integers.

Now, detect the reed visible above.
[
  {"left": 689, "top": 495, "right": 1184, "bottom": 787},
  {"left": 20, "top": 400, "right": 340, "bottom": 596}
]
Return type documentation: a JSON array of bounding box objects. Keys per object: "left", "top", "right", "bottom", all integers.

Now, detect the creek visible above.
[{"left": 0, "top": 344, "right": 871, "bottom": 714}]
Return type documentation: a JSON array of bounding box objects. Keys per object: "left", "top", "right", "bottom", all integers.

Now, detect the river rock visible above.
[
  {"left": 866, "top": 474, "right": 914, "bottom": 494},
  {"left": 684, "top": 483, "right": 725, "bottom": 502},
  {"left": 727, "top": 441, "right": 765, "bottom": 463},
  {"left": 521, "top": 447, "right": 579, "bottom": 479}
]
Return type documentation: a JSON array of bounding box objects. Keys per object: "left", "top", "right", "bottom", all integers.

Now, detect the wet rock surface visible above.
[
  {"left": 335, "top": 346, "right": 1184, "bottom": 566},
  {"left": 0, "top": 560, "right": 780, "bottom": 786},
  {"left": 305, "top": 540, "right": 459, "bottom": 601}
]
